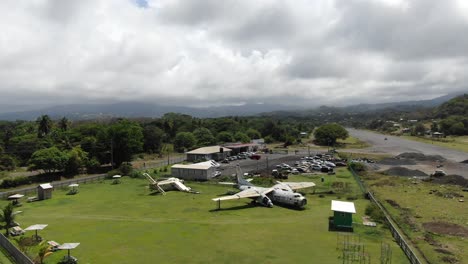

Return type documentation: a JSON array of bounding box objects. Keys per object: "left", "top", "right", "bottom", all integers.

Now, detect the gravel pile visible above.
[
  {"left": 378, "top": 158, "right": 416, "bottom": 166},
  {"left": 383, "top": 167, "right": 428, "bottom": 177},
  {"left": 429, "top": 175, "right": 468, "bottom": 187},
  {"left": 460, "top": 160, "right": 468, "bottom": 164},
  {"left": 396, "top": 152, "right": 446, "bottom": 162}
]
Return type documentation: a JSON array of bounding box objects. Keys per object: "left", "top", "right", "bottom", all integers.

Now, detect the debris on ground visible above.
[
  {"left": 383, "top": 167, "right": 428, "bottom": 177},
  {"left": 427, "top": 175, "right": 468, "bottom": 188},
  {"left": 396, "top": 152, "right": 446, "bottom": 162},
  {"left": 422, "top": 222, "right": 468, "bottom": 237}
]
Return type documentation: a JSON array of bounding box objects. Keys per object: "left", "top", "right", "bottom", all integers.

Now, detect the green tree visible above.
[
  {"left": 143, "top": 125, "right": 164, "bottom": 153},
  {"left": 430, "top": 122, "right": 439, "bottom": 132},
  {"left": 193, "top": 127, "right": 216, "bottom": 147},
  {"left": 0, "top": 203, "right": 16, "bottom": 237},
  {"left": 0, "top": 155, "right": 16, "bottom": 171},
  {"left": 217, "top": 131, "right": 234, "bottom": 143},
  {"left": 246, "top": 128, "right": 261, "bottom": 139},
  {"left": 37, "top": 115, "right": 52, "bottom": 138},
  {"left": 28, "top": 147, "right": 68, "bottom": 174},
  {"left": 450, "top": 122, "right": 465, "bottom": 135},
  {"left": 313, "top": 123, "right": 349, "bottom": 146},
  {"left": 65, "top": 146, "right": 88, "bottom": 175},
  {"left": 174, "top": 132, "right": 196, "bottom": 152},
  {"left": 412, "top": 123, "right": 426, "bottom": 136},
  {"left": 234, "top": 132, "right": 250, "bottom": 143},
  {"left": 109, "top": 120, "right": 144, "bottom": 167},
  {"left": 58, "top": 117, "right": 70, "bottom": 131}
]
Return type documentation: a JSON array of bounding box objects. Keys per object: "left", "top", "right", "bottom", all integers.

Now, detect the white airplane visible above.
[
  {"left": 212, "top": 165, "right": 315, "bottom": 209},
  {"left": 143, "top": 173, "right": 195, "bottom": 195}
]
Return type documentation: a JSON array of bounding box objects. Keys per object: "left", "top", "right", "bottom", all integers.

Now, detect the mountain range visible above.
[{"left": 0, "top": 92, "right": 465, "bottom": 121}]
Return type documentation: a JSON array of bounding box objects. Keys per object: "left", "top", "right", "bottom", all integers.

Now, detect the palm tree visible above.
[
  {"left": 58, "top": 117, "right": 70, "bottom": 131},
  {"left": 37, "top": 115, "right": 52, "bottom": 138},
  {"left": 36, "top": 242, "right": 53, "bottom": 264},
  {"left": 0, "top": 203, "right": 16, "bottom": 237}
]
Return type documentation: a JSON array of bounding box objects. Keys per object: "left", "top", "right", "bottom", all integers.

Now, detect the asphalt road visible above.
[{"left": 347, "top": 128, "right": 468, "bottom": 162}]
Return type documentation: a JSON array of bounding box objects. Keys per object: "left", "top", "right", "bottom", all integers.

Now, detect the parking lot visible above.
[{"left": 218, "top": 152, "right": 346, "bottom": 178}]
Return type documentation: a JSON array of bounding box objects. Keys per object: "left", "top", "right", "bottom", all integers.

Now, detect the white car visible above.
[{"left": 312, "top": 165, "right": 322, "bottom": 170}]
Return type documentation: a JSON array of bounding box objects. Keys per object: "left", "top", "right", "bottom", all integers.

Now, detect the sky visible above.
[{"left": 1, "top": 0, "right": 468, "bottom": 110}]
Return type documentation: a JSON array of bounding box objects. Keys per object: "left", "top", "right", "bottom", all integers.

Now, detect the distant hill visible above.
[
  {"left": 0, "top": 102, "right": 301, "bottom": 121},
  {"left": 0, "top": 91, "right": 464, "bottom": 121},
  {"left": 434, "top": 94, "right": 468, "bottom": 118}
]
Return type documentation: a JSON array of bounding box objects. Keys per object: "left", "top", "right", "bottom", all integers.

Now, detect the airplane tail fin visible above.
[{"left": 235, "top": 164, "right": 253, "bottom": 186}]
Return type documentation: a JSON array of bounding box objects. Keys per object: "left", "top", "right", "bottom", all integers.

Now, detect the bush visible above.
[
  {"left": 0, "top": 177, "right": 32, "bottom": 188},
  {"left": 348, "top": 162, "right": 366, "bottom": 172},
  {"left": 129, "top": 171, "right": 143, "bottom": 179},
  {"left": 118, "top": 163, "right": 133, "bottom": 176},
  {"left": 106, "top": 169, "right": 122, "bottom": 179},
  {"left": 365, "top": 204, "right": 386, "bottom": 223}
]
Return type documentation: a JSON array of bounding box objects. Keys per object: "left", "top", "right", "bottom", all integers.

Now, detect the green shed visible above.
[{"left": 331, "top": 200, "right": 356, "bottom": 229}]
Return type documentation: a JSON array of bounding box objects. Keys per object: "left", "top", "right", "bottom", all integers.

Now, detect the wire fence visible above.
[{"left": 349, "top": 167, "right": 426, "bottom": 264}]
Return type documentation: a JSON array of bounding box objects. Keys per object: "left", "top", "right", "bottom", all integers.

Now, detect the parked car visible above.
[
  {"left": 312, "top": 165, "right": 321, "bottom": 170},
  {"left": 321, "top": 166, "right": 331, "bottom": 173},
  {"left": 221, "top": 159, "right": 229, "bottom": 164}
]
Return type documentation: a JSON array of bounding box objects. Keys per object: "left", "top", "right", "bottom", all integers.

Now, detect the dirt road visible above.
[
  {"left": 347, "top": 128, "right": 467, "bottom": 162},
  {"left": 347, "top": 128, "right": 468, "bottom": 177}
]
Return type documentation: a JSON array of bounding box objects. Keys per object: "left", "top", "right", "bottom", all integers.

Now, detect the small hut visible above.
[
  {"left": 38, "top": 183, "right": 53, "bottom": 200},
  {"left": 331, "top": 200, "right": 356, "bottom": 230}
]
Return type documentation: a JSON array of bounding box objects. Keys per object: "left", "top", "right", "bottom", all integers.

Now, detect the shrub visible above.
[
  {"left": 129, "top": 171, "right": 143, "bottom": 179},
  {"left": 348, "top": 162, "right": 366, "bottom": 172},
  {"left": 365, "top": 204, "right": 386, "bottom": 223},
  {"left": 106, "top": 169, "right": 121, "bottom": 179},
  {"left": 0, "top": 177, "right": 32, "bottom": 188},
  {"left": 118, "top": 163, "right": 133, "bottom": 176}
]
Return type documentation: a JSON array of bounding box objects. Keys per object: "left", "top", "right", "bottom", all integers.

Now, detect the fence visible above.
[
  {"left": 0, "top": 233, "right": 34, "bottom": 264},
  {"left": 349, "top": 167, "right": 426, "bottom": 264}
]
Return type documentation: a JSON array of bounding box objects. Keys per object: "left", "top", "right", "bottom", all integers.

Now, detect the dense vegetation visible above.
[{"left": 0, "top": 114, "right": 316, "bottom": 176}]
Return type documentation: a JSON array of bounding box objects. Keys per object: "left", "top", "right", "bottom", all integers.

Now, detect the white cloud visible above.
[{"left": 0, "top": 0, "right": 467, "bottom": 109}]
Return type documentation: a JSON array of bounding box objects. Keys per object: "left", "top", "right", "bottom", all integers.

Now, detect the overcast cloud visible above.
[{"left": 1, "top": 0, "right": 467, "bottom": 109}]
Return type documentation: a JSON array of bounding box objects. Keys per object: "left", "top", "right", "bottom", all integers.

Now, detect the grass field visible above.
[
  {"left": 336, "top": 137, "right": 371, "bottom": 149},
  {"left": 401, "top": 135, "right": 468, "bottom": 153},
  {"left": 1, "top": 168, "right": 409, "bottom": 264},
  {"left": 363, "top": 173, "right": 468, "bottom": 264}
]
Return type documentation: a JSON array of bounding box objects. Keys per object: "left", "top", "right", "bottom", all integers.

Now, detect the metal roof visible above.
[
  {"left": 8, "top": 194, "right": 25, "bottom": 199},
  {"left": 39, "top": 183, "right": 53, "bottom": 189},
  {"left": 172, "top": 163, "right": 213, "bottom": 170},
  {"left": 186, "top": 146, "right": 232, "bottom": 154},
  {"left": 331, "top": 200, "right": 356, "bottom": 214},
  {"left": 58, "top": 243, "right": 80, "bottom": 250},
  {"left": 25, "top": 224, "right": 48, "bottom": 231}
]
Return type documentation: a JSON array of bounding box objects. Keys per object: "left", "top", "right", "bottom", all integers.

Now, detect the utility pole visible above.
[{"left": 110, "top": 139, "right": 114, "bottom": 169}]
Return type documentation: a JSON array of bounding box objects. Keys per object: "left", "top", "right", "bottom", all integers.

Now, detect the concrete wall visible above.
[{"left": 0, "top": 233, "right": 34, "bottom": 264}]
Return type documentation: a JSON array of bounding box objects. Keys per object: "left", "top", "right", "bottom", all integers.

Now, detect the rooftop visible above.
[
  {"left": 331, "top": 200, "right": 356, "bottom": 214},
  {"left": 186, "top": 146, "right": 232, "bottom": 154},
  {"left": 172, "top": 161, "right": 213, "bottom": 170}
]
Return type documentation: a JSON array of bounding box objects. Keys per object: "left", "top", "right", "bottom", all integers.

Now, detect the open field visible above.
[
  {"left": 0, "top": 168, "right": 409, "bottom": 264},
  {"left": 363, "top": 173, "right": 468, "bottom": 264},
  {"left": 401, "top": 135, "right": 468, "bottom": 153},
  {"left": 336, "top": 136, "right": 371, "bottom": 149}
]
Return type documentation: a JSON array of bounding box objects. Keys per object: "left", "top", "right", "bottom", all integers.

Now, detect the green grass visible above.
[
  {"left": 364, "top": 173, "right": 467, "bottom": 263},
  {"left": 0, "top": 247, "right": 14, "bottom": 264},
  {"left": 336, "top": 137, "right": 371, "bottom": 149},
  {"left": 1, "top": 169, "right": 409, "bottom": 264},
  {"left": 401, "top": 135, "right": 468, "bottom": 153}
]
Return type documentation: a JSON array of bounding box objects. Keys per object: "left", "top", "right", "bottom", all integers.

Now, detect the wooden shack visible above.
[{"left": 38, "top": 183, "right": 53, "bottom": 200}]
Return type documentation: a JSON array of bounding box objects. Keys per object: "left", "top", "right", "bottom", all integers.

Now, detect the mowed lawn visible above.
[{"left": 3, "top": 169, "right": 408, "bottom": 264}]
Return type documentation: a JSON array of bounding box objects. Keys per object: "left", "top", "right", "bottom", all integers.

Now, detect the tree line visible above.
[{"left": 0, "top": 113, "right": 316, "bottom": 175}]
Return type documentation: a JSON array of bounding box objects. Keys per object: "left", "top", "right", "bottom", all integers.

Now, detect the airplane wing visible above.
[
  {"left": 280, "top": 182, "right": 315, "bottom": 190},
  {"left": 156, "top": 178, "right": 176, "bottom": 186},
  {"left": 212, "top": 188, "right": 273, "bottom": 201}
]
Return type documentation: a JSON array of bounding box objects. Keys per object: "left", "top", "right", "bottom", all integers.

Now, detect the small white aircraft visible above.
[
  {"left": 213, "top": 165, "right": 315, "bottom": 209},
  {"left": 143, "top": 173, "right": 195, "bottom": 195}
]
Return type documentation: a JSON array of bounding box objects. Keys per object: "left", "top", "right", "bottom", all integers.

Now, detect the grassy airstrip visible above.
[{"left": 1, "top": 168, "right": 408, "bottom": 264}]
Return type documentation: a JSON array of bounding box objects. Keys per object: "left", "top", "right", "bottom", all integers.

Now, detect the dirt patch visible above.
[
  {"left": 428, "top": 175, "right": 468, "bottom": 188},
  {"left": 383, "top": 167, "right": 428, "bottom": 177},
  {"left": 370, "top": 179, "right": 396, "bottom": 187},
  {"left": 435, "top": 248, "right": 454, "bottom": 255},
  {"left": 385, "top": 199, "right": 400, "bottom": 208},
  {"left": 423, "top": 222, "right": 468, "bottom": 237},
  {"left": 396, "top": 152, "right": 446, "bottom": 162},
  {"left": 441, "top": 256, "right": 459, "bottom": 263}
]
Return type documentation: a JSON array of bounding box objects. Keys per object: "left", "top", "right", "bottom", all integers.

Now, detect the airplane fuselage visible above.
[{"left": 239, "top": 185, "right": 307, "bottom": 208}]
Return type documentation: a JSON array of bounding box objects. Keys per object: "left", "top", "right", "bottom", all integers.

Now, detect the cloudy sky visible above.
[{"left": 1, "top": 0, "right": 468, "bottom": 110}]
